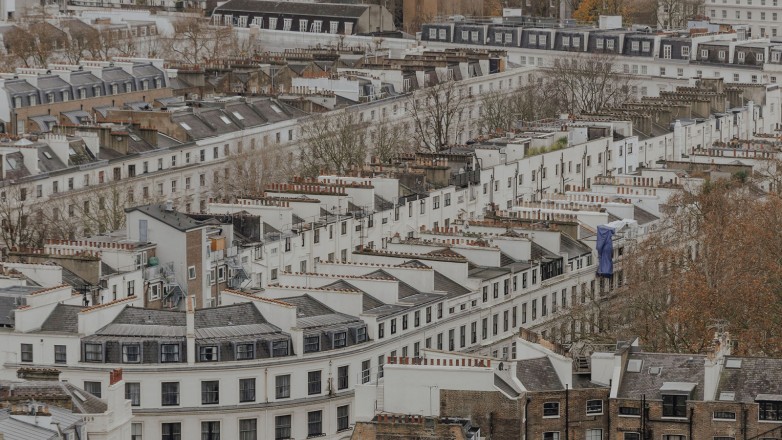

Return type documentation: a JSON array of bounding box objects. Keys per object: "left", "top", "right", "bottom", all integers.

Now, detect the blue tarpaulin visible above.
[{"left": 596, "top": 225, "right": 615, "bottom": 277}]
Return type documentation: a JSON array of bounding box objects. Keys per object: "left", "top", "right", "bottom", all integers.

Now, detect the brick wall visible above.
[
  {"left": 185, "top": 229, "right": 204, "bottom": 308},
  {"left": 440, "top": 389, "right": 522, "bottom": 440},
  {"left": 528, "top": 387, "right": 611, "bottom": 440}
]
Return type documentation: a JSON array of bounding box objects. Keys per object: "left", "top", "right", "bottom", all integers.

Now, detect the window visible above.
[
  {"left": 338, "top": 365, "right": 349, "bottom": 390},
  {"left": 337, "top": 405, "right": 350, "bottom": 431},
  {"left": 201, "top": 380, "right": 219, "bottom": 404},
  {"left": 202, "top": 421, "right": 220, "bottom": 440},
  {"left": 52, "top": 345, "right": 66, "bottom": 364},
  {"left": 663, "top": 45, "right": 672, "bottom": 59},
  {"left": 162, "top": 423, "right": 181, "bottom": 440},
  {"left": 361, "top": 360, "right": 371, "bottom": 384},
  {"left": 84, "top": 381, "right": 101, "bottom": 398},
  {"left": 239, "top": 419, "right": 257, "bottom": 440},
  {"left": 544, "top": 433, "right": 560, "bottom": 440},
  {"left": 161, "top": 344, "right": 180, "bottom": 363},
  {"left": 619, "top": 406, "right": 641, "bottom": 416},
  {"left": 131, "top": 422, "right": 142, "bottom": 440},
  {"left": 188, "top": 266, "right": 196, "bottom": 279},
  {"left": 275, "top": 415, "right": 291, "bottom": 440},
  {"left": 123, "top": 344, "right": 140, "bottom": 363},
  {"left": 713, "top": 411, "right": 736, "bottom": 420},
  {"left": 236, "top": 343, "right": 254, "bottom": 360},
  {"left": 308, "top": 370, "right": 321, "bottom": 395},
  {"left": 308, "top": 410, "right": 323, "bottom": 437},
  {"left": 759, "top": 401, "right": 782, "bottom": 421},
  {"left": 543, "top": 402, "right": 560, "bottom": 417},
  {"left": 304, "top": 335, "right": 320, "bottom": 353},
  {"left": 84, "top": 343, "right": 102, "bottom": 362},
  {"left": 161, "top": 382, "right": 179, "bottom": 406},
  {"left": 378, "top": 323, "right": 385, "bottom": 339},
  {"left": 586, "top": 429, "right": 602, "bottom": 440},
  {"left": 330, "top": 331, "right": 346, "bottom": 348},
  {"left": 662, "top": 394, "right": 688, "bottom": 418},
  {"left": 272, "top": 340, "right": 289, "bottom": 357},
  {"left": 125, "top": 382, "right": 140, "bottom": 406},
  {"left": 586, "top": 399, "right": 603, "bottom": 415},
  {"left": 623, "top": 434, "right": 640, "bottom": 440},
  {"left": 275, "top": 375, "right": 290, "bottom": 399}
]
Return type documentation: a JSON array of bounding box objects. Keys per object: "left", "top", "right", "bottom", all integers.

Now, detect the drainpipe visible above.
[
  {"left": 742, "top": 406, "right": 748, "bottom": 440},
  {"left": 688, "top": 407, "right": 694, "bottom": 440},
  {"left": 524, "top": 396, "right": 531, "bottom": 440},
  {"left": 641, "top": 395, "right": 646, "bottom": 440},
  {"left": 565, "top": 384, "right": 569, "bottom": 440}
]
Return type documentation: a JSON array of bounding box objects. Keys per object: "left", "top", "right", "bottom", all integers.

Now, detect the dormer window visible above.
[
  {"left": 333, "top": 331, "right": 347, "bottom": 348},
  {"left": 758, "top": 395, "right": 782, "bottom": 421},
  {"left": 123, "top": 344, "right": 140, "bottom": 363},
  {"left": 29, "top": 94, "right": 37, "bottom": 105},
  {"left": 14, "top": 96, "right": 21, "bottom": 108},
  {"left": 662, "top": 395, "right": 688, "bottom": 417},
  {"left": 199, "top": 345, "right": 218, "bottom": 361},
  {"left": 112, "top": 84, "right": 119, "bottom": 95},
  {"left": 272, "top": 340, "right": 289, "bottom": 356},
  {"left": 161, "top": 343, "right": 181, "bottom": 362},
  {"left": 84, "top": 343, "right": 103, "bottom": 362},
  {"left": 236, "top": 343, "right": 254, "bottom": 360},
  {"left": 79, "top": 88, "right": 86, "bottom": 99},
  {"left": 304, "top": 335, "right": 320, "bottom": 353}
]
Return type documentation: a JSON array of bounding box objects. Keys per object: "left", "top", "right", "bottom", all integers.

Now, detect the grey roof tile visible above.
[
  {"left": 618, "top": 353, "right": 706, "bottom": 400},
  {"left": 39, "top": 304, "right": 83, "bottom": 333},
  {"left": 717, "top": 357, "right": 782, "bottom": 403},
  {"left": 215, "top": 0, "right": 369, "bottom": 18},
  {"left": 516, "top": 356, "right": 563, "bottom": 391}
]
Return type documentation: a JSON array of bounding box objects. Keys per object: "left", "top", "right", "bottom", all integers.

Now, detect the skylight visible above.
[
  {"left": 627, "top": 359, "right": 642, "bottom": 373},
  {"left": 725, "top": 358, "right": 742, "bottom": 369},
  {"left": 270, "top": 104, "right": 283, "bottom": 114},
  {"left": 180, "top": 122, "right": 192, "bottom": 131},
  {"left": 232, "top": 111, "right": 245, "bottom": 120},
  {"left": 43, "top": 151, "right": 52, "bottom": 159},
  {"left": 220, "top": 115, "right": 232, "bottom": 125}
]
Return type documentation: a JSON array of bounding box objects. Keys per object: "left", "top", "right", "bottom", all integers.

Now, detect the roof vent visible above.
[{"left": 648, "top": 366, "right": 662, "bottom": 375}]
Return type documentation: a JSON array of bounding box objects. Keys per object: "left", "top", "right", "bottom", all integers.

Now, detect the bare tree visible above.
[
  {"left": 408, "top": 75, "right": 468, "bottom": 151},
  {"left": 299, "top": 111, "right": 369, "bottom": 177},
  {"left": 214, "top": 141, "right": 295, "bottom": 199},
  {"left": 546, "top": 53, "right": 636, "bottom": 115},
  {"left": 164, "top": 17, "right": 237, "bottom": 64},
  {"left": 0, "top": 185, "right": 45, "bottom": 250},
  {"left": 478, "top": 85, "right": 559, "bottom": 134},
  {"left": 371, "top": 119, "right": 414, "bottom": 164}
]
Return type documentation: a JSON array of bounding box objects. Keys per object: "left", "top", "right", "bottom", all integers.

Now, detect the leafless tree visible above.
[
  {"left": 0, "top": 185, "right": 45, "bottom": 250},
  {"left": 164, "top": 17, "right": 236, "bottom": 64},
  {"left": 371, "top": 119, "right": 414, "bottom": 163},
  {"left": 478, "top": 85, "right": 559, "bottom": 134},
  {"left": 408, "top": 75, "right": 468, "bottom": 151},
  {"left": 299, "top": 111, "right": 369, "bottom": 177},
  {"left": 545, "top": 53, "right": 636, "bottom": 115},
  {"left": 214, "top": 141, "right": 295, "bottom": 199}
]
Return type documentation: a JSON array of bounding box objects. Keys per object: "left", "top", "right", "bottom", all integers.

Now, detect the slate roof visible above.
[
  {"left": 110, "top": 306, "right": 186, "bottom": 327},
  {"left": 127, "top": 204, "right": 223, "bottom": 232},
  {"left": 531, "top": 242, "right": 558, "bottom": 261},
  {"left": 39, "top": 304, "right": 83, "bottom": 333},
  {"left": 717, "top": 357, "right": 782, "bottom": 403},
  {"left": 494, "top": 373, "right": 521, "bottom": 397},
  {"left": 0, "top": 380, "right": 107, "bottom": 415},
  {"left": 617, "top": 353, "right": 706, "bottom": 400},
  {"left": 560, "top": 233, "right": 591, "bottom": 259},
  {"left": 516, "top": 357, "right": 564, "bottom": 391},
  {"left": 195, "top": 302, "right": 266, "bottom": 327},
  {"left": 433, "top": 271, "right": 471, "bottom": 298},
  {"left": 279, "top": 294, "right": 363, "bottom": 330},
  {"left": 0, "top": 411, "right": 59, "bottom": 440},
  {"left": 633, "top": 205, "right": 659, "bottom": 225},
  {"left": 214, "top": 0, "right": 370, "bottom": 18}
]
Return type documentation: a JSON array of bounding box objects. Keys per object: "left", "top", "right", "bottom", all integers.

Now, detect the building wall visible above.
[
  {"left": 14, "top": 87, "right": 173, "bottom": 135},
  {"left": 440, "top": 389, "right": 522, "bottom": 440}
]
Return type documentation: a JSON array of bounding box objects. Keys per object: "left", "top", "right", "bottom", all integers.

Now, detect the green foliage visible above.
[{"left": 526, "top": 137, "right": 569, "bottom": 157}]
